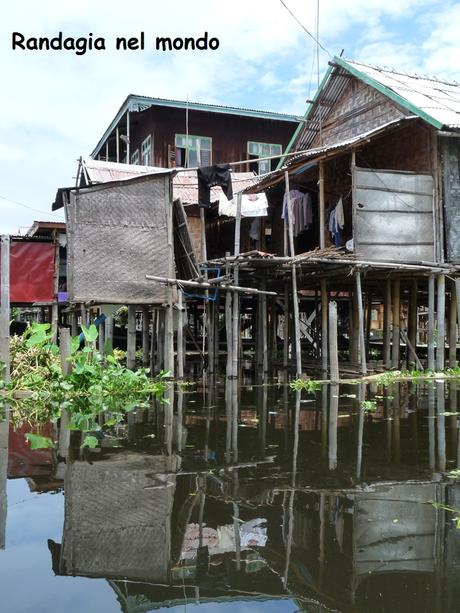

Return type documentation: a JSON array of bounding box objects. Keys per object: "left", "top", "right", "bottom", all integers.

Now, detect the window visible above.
[
  {"left": 175, "top": 134, "right": 212, "bottom": 167},
  {"left": 247, "top": 141, "right": 282, "bottom": 174},
  {"left": 141, "top": 135, "right": 152, "bottom": 166},
  {"left": 130, "top": 149, "right": 139, "bottom": 165}
]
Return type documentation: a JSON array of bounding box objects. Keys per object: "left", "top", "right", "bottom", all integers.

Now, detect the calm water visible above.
[{"left": 1, "top": 376, "right": 460, "bottom": 612}]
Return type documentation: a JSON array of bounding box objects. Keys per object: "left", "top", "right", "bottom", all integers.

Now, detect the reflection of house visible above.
[{"left": 51, "top": 453, "right": 180, "bottom": 582}]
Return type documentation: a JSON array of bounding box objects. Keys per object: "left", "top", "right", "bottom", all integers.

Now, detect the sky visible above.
[{"left": 1, "top": 0, "right": 460, "bottom": 234}]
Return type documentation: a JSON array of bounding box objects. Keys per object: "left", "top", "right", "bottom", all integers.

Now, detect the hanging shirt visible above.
[
  {"left": 197, "top": 164, "right": 233, "bottom": 208},
  {"left": 218, "top": 192, "right": 268, "bottom": 217}
]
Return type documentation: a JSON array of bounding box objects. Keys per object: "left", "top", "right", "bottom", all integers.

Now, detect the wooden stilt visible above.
[
  {"left": 71, "top": 310, "right": 78, "bottom": 337},
  {"left": 283, "top": 283, "right": 289, "bottom": 369},
  {"left": 391, "top": 278, "right": 400, "bottom": 369},
  {"left": 449, "top": 280, "right": 457, "bottom": 368},
  {"left": 285, "top": 171, "right": 302, "bottom": 378},
  {"left": 51, "top": 240, "right": 60, "bottom": 343},
  {"left": 383, "top": 278, "right": 392, "bottom": 368},
  {"left": 231, "top": 195, "right": 242, "bottom": 379},
  {"left": 142, "top": 306, "right": 150, "bottom": 367},
  {"left": 328, "top": 385, "right": 339, "bottom": 470},
  {"left": 321, "top": 279, "right": 328, "bottom": 375},
  {"left": 428, "top": 274, "right": 435, "bottom": 370},
  {"left": 98, "top": 311, "right": 105, "bottom": 354},
  {"left": 127, "top": 305, "right": 136, "bottom": 370},
  {"left": 350, "top": 289, "right": 359, "bottom": 365},
  {"left": 0, "top": 236, "right": 10, "bottom": 383},
  {"left": 177, "top": 292, "right": 185, "bottom": 379},
  {"left": 408, "top": 280, "right": 418, "bottom": 368},
  {"left": 165, "top": 295, "right": 175, "bottom": 377},
  {"left": 329, "top": 301, "right": 339, "bottom": 383},
  {"left": 436, "top": 274, "right": 446, "bottom": 371},
  {"left": 355, "top": 270, "right": 367, "bottom": 375},
  {"left": 262, "top": 289, "right": 268, "bottom": 375},
  {"left": 104, "top": 315, "right": 113, "bottom": 354},
  {"left": 150, "top": 309, "right": 157, "bottom": 374}
]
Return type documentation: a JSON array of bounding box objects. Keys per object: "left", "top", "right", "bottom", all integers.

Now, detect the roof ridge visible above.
[{"left": 339, "top": 56, "right": 460, "bottom": 88}]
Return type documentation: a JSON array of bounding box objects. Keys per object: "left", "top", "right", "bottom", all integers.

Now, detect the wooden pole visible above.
[
  {"left": 150, "top": 309, "right": 157, "bottom": 374},
  {"left": 0, "top": 236, "right": 10, "bottom": 384},
  {"left": 283, "top": 283, "right": 289, "bottom": 369},
  {"left": 437, "top": 274, "right": 446, "bottom": 371},
  {"left": 350, "top": 289, "right": 359, "bottom": 365},
  {"left": 329, "top": 301, "right": 339, "bottom": 383},
  {"left": 321, "top": 279, "right": 328, "bottom": 375},
  {"left": 383, "top": 278, "right": 392, "bottom": 368},
  {"left": 98, "top": 311, "right": 105, "bottom": 354},
  {"left": 51, "top": 240, "right": 60, "bottom": 343},
  {"left": 449, "top": 280, "right": 457, "bottom": 368},
  {"left": 142, "top": 306, "right": 150, "bottom": 367},
  {"left": 262, "top": 290, "right": 268, "bottom": 375},
  {"left": 177, "top": 292, "right": 185, "bottom": 379},
  {"left": 355, "top": 270, "right": 367, "bottom": 375},
  {"left": 319, "top": 160, "right": 326, "bottom": 249},
  {"left": 127, "top": 305, "right": 136, "bottom": 370},
  {"left": 408, "top": 279, "right": 418, "bottom": 368},
  {"left": 232, "top": 194, "right": 242, "bottom": 378},
  {"left": 391, "top": 278, "right": 400, "bottom": 369},
  {"left": 116, "top": 126, "right": 120, "bottom": 163},
  {"left": 126, "top": 109, "right": 130, "bottom": 161},
  {"left": 365, "top": 290, "right": 372, "bottom": 362},
  {"left": 428, "top": 274, "right": 435, "bottom": 370},
  {"left": 285, "top": 171, "right": 302, "bottom": 378},
  {"left": 104, "top": 315, "right": 114, "bottom": 354}
]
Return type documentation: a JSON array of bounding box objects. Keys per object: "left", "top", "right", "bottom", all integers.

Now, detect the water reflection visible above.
[{"left": 2, "top": 379, "right": 460, "bottom": 612}]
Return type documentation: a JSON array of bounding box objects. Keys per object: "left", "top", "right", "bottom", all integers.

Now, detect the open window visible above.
[
  {"left": 247, "top": 141, "right": 282, "bottom": 174},
  {"left": 175, "top": 135, "right": 212, "bottom": 167}
]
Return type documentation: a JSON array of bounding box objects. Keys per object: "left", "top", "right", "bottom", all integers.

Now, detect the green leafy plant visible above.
[
  {"left": 1, "top": 322, "right": 168, "bottom": 448},
  {"left": 290, "top": 378, "right": 322, "bottom": 392},
  {"left": 361, "top": 399, "right": 377, "bottom": 412}
]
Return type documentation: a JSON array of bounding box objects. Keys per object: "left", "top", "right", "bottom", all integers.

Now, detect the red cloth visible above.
[{"left": 0, "top": 241, "right": 55, "bottom": 303}]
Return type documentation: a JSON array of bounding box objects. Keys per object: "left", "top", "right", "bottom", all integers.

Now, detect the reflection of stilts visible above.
[
  {"left": 356, "top": 384, "right": 365, "bottom": 480},
  {"left": 0, "top": 413, "right": 8, "bottom": 550},
  {"left": 283, "top": 390, "right": 300, "bottom": 589},
  {"left": 436, "top": 381, "right": 446, "bottom": 472},
  {"left": 328, "top": 385, "right": 339, "bottom": 471}
]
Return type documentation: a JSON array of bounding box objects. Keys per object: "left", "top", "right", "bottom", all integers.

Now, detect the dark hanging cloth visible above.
[{"left": 197, "top": 164, "right": 233, "bottom": 208}]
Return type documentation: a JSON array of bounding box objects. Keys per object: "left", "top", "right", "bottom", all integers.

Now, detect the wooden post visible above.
[
  {"left": 59, "top": 327, "right": 72, "bottom": 376},
  {"left": 283, "top": 283, "right": 289, "bottom": 369},
  {"left": 449, "top": 280, "right": 457, "bottom": 368},
  {"left": 116, "top": 126, "right": 120, "bottom": 163},
  {"left": 285, "top": 171, "right": 302, "bottom": 378},
  {"left": 104, "top": 315, "right": 114, "bottom": 354},
  {"left": 232, "top": 194, "right": 242, "bottom": 378},
  {"left": 165, "top": 299, "right": 175, "bottom": 376},
  {"left": 0, "top": 236, "right": 10, "bottom": 383},
  {"left": 127, "top": 305, "right": 136, "bottom": 370},
  {"left": 328, "top": 385, "right": 339, "bottom": 470},
  {"left": 150, "top": 309, "right": 157, "bottom": 374},
  {"left": 318, "top": 160, "right": 326, "bottom": 249},
  {"left": 329, "top": 301, "right": 339, "bottom": 383},
  {"left": 200, "top": 208, "right": 207, "bottom": 262},
  {"left": 428, "top": 274, "right": 435, "bottom": 370},
  {"left": 355, "top": 270, "right": 367, "bottom": 375},
  {"left": 177, "top": 292, "right": 185, "bottom": 379},
  {"left": 142, "top": 306, "right": 150, "bottom": 367},
  {"left": 383, "top": 278, "right": 392, "bottom": 368},
  {"left": 391, "top": 278, "right": 400, "bottom": 369},
  {"left": 51, "top": 240, "right": 60, "bottom": 343},
  {"left": 408, "top": 279, "right": 418, "bottom": 368},
  {"left": 98, "top": 312, "right": 105, "bottom": 354},
  {"left": 262, "top": 290, "right": 268, "bottom": 375},
  {"left": 321, "top": 279, "right": 328, "bottom": 375},
  {"left": 436, "top": 274, "right": 446, "bottom": 371},
  {"left": 126, "top": 109, "right": 130, "bottom": 161},
  {"left": 350, "top": 289, "right": 359, "bottom": 365},
  {"left": 70, "top": 310, "right": 78, "bottom": 337},
  {"left": 365, "top": 290, "right": 372, "bottom": 362}
]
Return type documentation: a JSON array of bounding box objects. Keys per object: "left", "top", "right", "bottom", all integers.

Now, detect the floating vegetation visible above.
[
  {"left": 290, "top": 379, "right": 322, "bottom": 392},
  {"left": 0, "top": 322, "right": 168, "bottom": 449},
  {"left": 361, "top": 400, "right": 377, "bottom": 412},
  {"left": 430, "top": 501, "right": 460, "bottom": 529}
]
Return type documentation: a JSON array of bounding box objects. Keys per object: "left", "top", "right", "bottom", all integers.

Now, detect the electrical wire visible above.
[
  {"left": 279, "top": 0, "right": 332, "bottom": 58},
  {"left": 0, "top": 194, "right": 62, "bottom": 217}
]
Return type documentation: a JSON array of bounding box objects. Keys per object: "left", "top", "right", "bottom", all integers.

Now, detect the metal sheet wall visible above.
[
  {"left": 353, "top": 167, "right": 435, "bottom": 261},
  {"left": 442, "top": 137, "right": 460, "bottom": 263},
  {"left": 66, "top": 173, "right": 172, "bottom": 304},
  {"left": 0, "top": 241, "right": 55, "bottom": 304}
]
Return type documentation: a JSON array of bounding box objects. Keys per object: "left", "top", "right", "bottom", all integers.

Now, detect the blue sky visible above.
[{"left": 1, "top": 0, "right": 459, "bottom": 233}]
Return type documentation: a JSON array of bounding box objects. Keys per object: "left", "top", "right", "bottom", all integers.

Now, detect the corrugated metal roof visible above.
[
  {"left": 282, "top": 56, "right": 460, "bottom": 162},
  {"left": 338, "top": 57, "right": 460, "bottom": 129},
  {"left": 91, "top": 94, "right": 302, "bottom": 158},
  {"left": 81, "top": 159, "right": 166, "bottom": 184},
  {"left": 173, "top": 170, "right": 259, "bottom": 205}
]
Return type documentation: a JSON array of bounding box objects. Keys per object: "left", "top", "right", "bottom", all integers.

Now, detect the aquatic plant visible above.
[
  {"left": 361, "top": 399, "right": 377, "bottom": 412},
  {"left": 0, "top": 322, "right": 168, "bottom": 448},
  {"left": 290, "top": 379, "right": 322, "bottom": 392},
  {"left": 430, "top": 501, "right": 460, "bottom": 529}
]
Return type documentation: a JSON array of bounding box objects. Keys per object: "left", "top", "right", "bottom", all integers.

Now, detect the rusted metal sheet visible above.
[
  {"left": 353, "top": 167, "right": 435, "bottom": 262},
  {"left": 66, "top": 172, "right": 173, "bottom": 304}
]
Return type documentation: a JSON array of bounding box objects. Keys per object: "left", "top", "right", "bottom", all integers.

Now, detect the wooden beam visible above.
[
  {"left": 142, "top": 306, "right": 150, "bottom": 367},
  {"left": 355, "top": 270, "right": 367, "bottom": 375},
  {"left": 391, "top": 278, "right": 400, "bottom": 369},
  {"left": 0, "top": 236, "right": 10, "bottom": 384},
  {"left": 321, "top": 279, "right": 328, "bottom": 375},
  {"left": 428, "top": 274, "right": 435, "bottom": 370},
  {"left": 127, "top": 305, "right": 136, "bottom": 370},
  {"left": 328, "top": 301, "right": 339, "bottom": 383},
  {"left": 383, "top": 278, "right": 392, "bottom": 368},
  {"left": 449, "top": 280, "right": 457, "bottom": 368}
]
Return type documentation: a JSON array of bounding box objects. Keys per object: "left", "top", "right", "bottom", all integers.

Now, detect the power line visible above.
[
  {"left": 279, "top": 0, "right": 332, "bottom": 58},
  {"left": 0, "top": 194, "right": 62, "bottom": 217}
]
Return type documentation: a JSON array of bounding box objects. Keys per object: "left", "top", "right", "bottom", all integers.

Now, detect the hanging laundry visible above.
[
  {"left": 327, "top": 196, "right": 345, "bottom": 247},
  {"left": 282, "top": 190, "right": 313, "bottom": 237},
  {"left": 218, "top": 191, "right": 268, "bottom": 217},
  {"left": 197, "top": 164, "right": 233, "bottom": 208}
]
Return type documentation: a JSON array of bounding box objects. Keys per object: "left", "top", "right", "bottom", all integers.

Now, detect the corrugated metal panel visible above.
[
  {"left": 82, "top": 159, "right": 165, "bottom": 184},
  {"left": 66, "top": 173, "right": 172, "bottom": 304},
  {"left": 354, "top": 167, "right": 435, "bottom": 262},
  {"left": 442, "top": 137, "right": 460, "bottom": 263}
]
